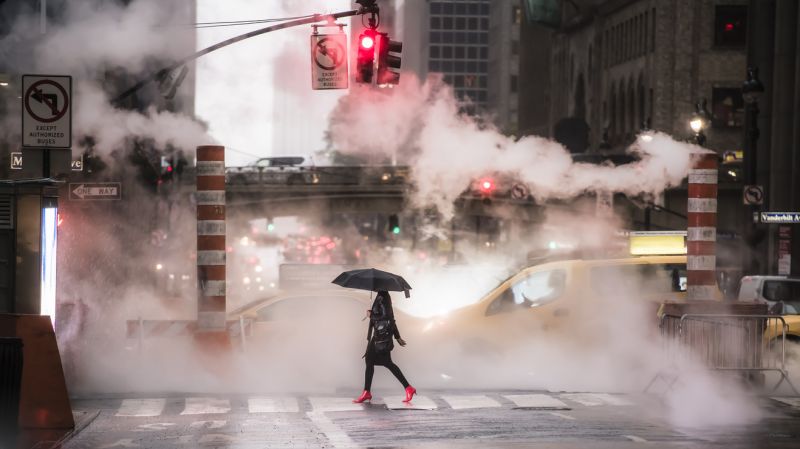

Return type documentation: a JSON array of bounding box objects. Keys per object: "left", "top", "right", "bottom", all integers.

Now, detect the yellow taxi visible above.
[{"left": 426, "top": 232, "right": 715, "bottom": 351}]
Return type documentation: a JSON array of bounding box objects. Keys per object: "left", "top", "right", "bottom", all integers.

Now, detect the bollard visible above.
[
  {"left": 195, "top": 145, "right": 229, "bottom": 344},
  {"left": 687, "top": 153, "right": 718, "bottom": 300}
]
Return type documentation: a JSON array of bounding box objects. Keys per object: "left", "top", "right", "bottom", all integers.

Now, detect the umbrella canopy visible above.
[{"left": 332, "top": 268, "right": 412, "bottom": 298}]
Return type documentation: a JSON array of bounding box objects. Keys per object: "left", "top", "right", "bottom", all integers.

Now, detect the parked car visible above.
[
  {"left": 739, "top": 275, "right": 800, "bottom": 341},
  {"left": 226, "top": 157, "right": 319, "bottom": 185}
]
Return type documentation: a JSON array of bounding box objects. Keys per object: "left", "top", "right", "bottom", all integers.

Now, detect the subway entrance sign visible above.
[{"left": 22, "top": 75, "right": 72, "bottom": 149}]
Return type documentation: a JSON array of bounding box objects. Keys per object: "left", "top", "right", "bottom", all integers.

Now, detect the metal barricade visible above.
[{"left": 646, "top": 314, "right": 798, "bottom": 395}]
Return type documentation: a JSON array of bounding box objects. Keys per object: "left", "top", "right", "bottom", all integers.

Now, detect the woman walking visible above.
[{"left": 353, "top": 290, "right": 416, "bottom": 403}]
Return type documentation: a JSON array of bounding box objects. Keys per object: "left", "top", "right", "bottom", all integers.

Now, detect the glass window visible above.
[
  {"left": 480, "top": 3, "right": 490, "bottom": 15},
  {"left": 443, "top": 60, "right": 454, "bottom": 72},
  {"left": 455, "top": 3, "right": 466, "bottom": 15},
  {"left": 430, "top": 32, "right": 441, "bottom": 44},
  {"left": 454, "top": 75, "right": 464, "bottom": 87},
  {"left": 590, "top": 264, "right": 687, "bottom": 298},
  {"left": 455, "top": 61, "right": 465, "bottom": 72},
  {"left": 763, "top": 280, "right": 800, "bottom": 303},
  {"left": 468, "top": 17, "right": 478, "bottom": 29},
  {"left": 467, "top": 61, "right": 477, "bottom": 72},
  {"left": 479, "top": 76, "right": 487, "bottom": 88},
  {"left": 431, "top": 3, "right": 442, "bottom": 14},
  {"left": 442, "top": 46, "right": 453, "bottom": 59},
  {"left": 513, "top": 6, "right": 522, "bottom": 25},
  {"left": 511, "top": 75, "right": 518, "bottom": 93},
  {"left": 430, "top": 46, "right": 440, "bottom": 58},
  {"left": 443, "top": 17, "right": 453, "bottom": 29},
  {"left": 467, "top": 46, "right": 478, "bottom": 59},
  {"left": 481, "top": 18, "right": 489, "bottom": 30},
  {"left": 429, "top": 60, "right": 441, "bottom": 71},
  {"left": 443, "top": 32, "right": 454, "bottom": 44},
  {"left": 468, "top": 4, "right": 479, "bottom": 15},
  {"left": 486, "top": 269, "right": 567, "bottom": 316},
  {"left": 431, "top": 17, "right": 441, "bottom": 29},
  {"left": 478, "top": 90, "right": 487, "bottom": 102},
  {"left": 442, "top": 3, "right": 453, "bottom": 14},
  {"left": 711, "top": 87, "right": 744, "bottom": 128},
  {"left": 455, "top": 46, "right": 465, "bottom": 59},
  {"left": 511, "top": 40, "right": 519, "bottom": 56},
  {"left": 480, "top": 47, "right": 488, "bottom": 59},
  {"left": 456, "top": 17, "right": 466, "bottom": 30},
  {"left": 455, "top": 32, "right": 467, "bottom": 43},
  {"left": 468, "top": 33, "right": 478, "bottom": 44},
  {"left": 714, "top": 5, "right": 747, "bottom": 47},
  {"left": 480, "top": 33, "right": 488, "bottom": 44},
  {"left": 479, "top": 61, "right": 488, "bottom": 72}
]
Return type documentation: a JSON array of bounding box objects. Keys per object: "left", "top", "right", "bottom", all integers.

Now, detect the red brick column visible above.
[
  {"left": 196, "top": 145, "right": 226, "bottom": 331},
  {"left": 687, "top": 153, "right": 718, "bottom": 300}
]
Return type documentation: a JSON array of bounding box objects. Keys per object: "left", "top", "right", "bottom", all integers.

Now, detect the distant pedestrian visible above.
[{"left": 353, "top": 290, "right": 416, "bottom": 403}]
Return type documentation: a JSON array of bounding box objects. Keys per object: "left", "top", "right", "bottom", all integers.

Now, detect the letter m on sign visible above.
[{"left": 10, "top": 153, "right": 23, "bottom": 170}]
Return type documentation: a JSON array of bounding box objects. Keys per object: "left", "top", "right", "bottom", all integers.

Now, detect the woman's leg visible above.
[
  {"left": 384, "top": 361, "right": 410, "bottom": 388},
  {"left": 364, "top": 362, "right": 375, "bottom": 391}
]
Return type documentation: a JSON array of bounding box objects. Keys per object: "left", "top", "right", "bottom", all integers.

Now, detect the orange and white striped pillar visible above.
[
  {"left": 687, "top": 153, "right": 718, "bottom": 300},
  {"left": 196, "top": 145, "right": 227, "bottom": 332}
]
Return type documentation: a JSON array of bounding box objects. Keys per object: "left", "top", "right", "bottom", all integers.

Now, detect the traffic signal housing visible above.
[
  {"left": 356, "top": 29, "right": 377, "bottom": 84},
  {"left": 376, "top": 33, "right": 402, "bottom": 85},
  {"left": 388, "top": 214, "right": 400, "bottom": 235}
]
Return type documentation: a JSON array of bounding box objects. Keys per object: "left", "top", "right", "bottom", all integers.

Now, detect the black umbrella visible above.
[{"left": 332, "top": 268, "right": 412, "bottom": 298}]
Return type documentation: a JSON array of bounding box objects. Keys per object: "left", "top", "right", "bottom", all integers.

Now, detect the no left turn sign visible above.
[
  {"left": 311, "top": 32, "right": 348, "bottom": 90},
  {"left": 22, "top": 74, "right": 72, "bottom": 148}
]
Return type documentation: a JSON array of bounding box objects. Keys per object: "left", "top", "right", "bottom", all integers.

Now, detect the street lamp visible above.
[{"left": 689, "top": 100, "right": 710, "bottom": 146}]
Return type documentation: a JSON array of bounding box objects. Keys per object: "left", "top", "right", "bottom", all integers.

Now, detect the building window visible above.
[
  {"left": 511, "top": 75, "right": 518, "bottom": 93},
  {"left": 511, "top": 40, "right": 519, "bottom": 56},
  {"left": 430, "top": 46, "right": 440, "bottom": 58},
  {"left": 711, "top": 88, "right": 744, "bottom": 127},
  {"left": 714, "top": 5, "right": 747, "bottom": 47},
  {"left": 513, "top": 5, "right": 522, "bottom": 25}
]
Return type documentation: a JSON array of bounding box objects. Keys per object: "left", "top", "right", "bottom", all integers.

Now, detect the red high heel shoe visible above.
[
  {"left": 353, "top": 390, "right": 372, "bottom": 403},
  {"left": 402, "top": 386, "right": 416, "bottom": 403}
]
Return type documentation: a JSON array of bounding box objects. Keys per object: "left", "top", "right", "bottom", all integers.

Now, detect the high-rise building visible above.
[{"left": 401, "top": 0, "right": 521, "bottom": 131}]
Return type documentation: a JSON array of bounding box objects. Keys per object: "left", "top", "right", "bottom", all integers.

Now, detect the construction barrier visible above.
[
  {"left": 0, "top": 337, "right": 23, "bottom": 446},
  {"left": 646, "top": 314, "right": 798, "bottom": 395},
  {"left": 125, "top": 318, "right": 253, "bottom": 351}
]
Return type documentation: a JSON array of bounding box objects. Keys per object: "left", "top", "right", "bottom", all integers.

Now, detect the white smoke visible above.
[{"left": 328, "top": 75, "right": 703, "bottom": 218}]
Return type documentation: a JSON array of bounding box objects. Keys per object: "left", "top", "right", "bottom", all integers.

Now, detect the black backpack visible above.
[{"left": 371, "top": 298, "right": 394, "bottom": 353}]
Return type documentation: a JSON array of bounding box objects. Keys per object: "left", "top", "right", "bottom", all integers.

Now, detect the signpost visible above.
[
  {"left": 743, "top": 185, "right": 764, "bottom": 206},
  {"left": 69, "top": 183, "right": 122, "bottom": 201},
  {"left": 310, "top": 27, "right": 348, "bottom": 90},
  {"left": 22, "top": 75, "right": 72, "bottom": 149}
]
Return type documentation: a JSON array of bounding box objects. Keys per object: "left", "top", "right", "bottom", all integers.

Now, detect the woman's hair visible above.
[{"left": 378, "top": 290, "right": 390, "bottom": 299}]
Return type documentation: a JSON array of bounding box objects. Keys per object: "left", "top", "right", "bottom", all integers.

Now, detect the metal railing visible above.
[{"left": 646, "top": 314, "right": 798, "bottom": 395}]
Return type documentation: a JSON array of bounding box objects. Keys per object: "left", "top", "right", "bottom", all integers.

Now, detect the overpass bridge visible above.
[{"left": 176, "top": 165, "right": 544, "bottom": 220}]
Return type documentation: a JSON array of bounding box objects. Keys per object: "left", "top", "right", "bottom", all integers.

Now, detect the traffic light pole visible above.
[{"left": 112, "top": 4, "right": 379, "bottom": 106}]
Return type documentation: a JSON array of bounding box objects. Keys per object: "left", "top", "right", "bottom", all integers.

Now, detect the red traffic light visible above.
[
  {"left": 360, "top": 35, "right": 375, "bottom": 49},
  {"left": 478, "top": 178, "right": 496, "bottom": 194}
]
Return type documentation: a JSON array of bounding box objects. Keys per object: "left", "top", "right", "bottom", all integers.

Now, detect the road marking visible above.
[
  {"left": 384, "top": 395, "right": 437, "bottom": 410},
  {"left": 135, "top": 422, "right": 175, "bottom": 432},
  {"left": 248, "top": 397, "right": 299, "bottom": 413},
  {"left": 771, "top": 397, "right": 800, "bottom": 408},
  {"left": 549, "top": 412, "right": 576, "bottom": 420},
  {"left": 100, "top": 439, "right": 140, "bottom": 448},
  {"left": 441, "top": 395, "right": 501, "bottom": 410},
  {"left": 504, "top": 394, "right": 570, "bottom": 409},
  {"left": 307, "top": 411, "right": 357, "bottom": 448},
  {"left": 116, "top": 399, "right": 166, "bottom": 417},
  {"left": 308, "top": 397, "right": 364, "bottom": 412},
  {"left": 180, "top": 397, "right": 231, "bottom": 415},
  {"left": 561, "top": 393, "right": 633, "bottom": 406},
  {"left": 624, "top": 435, "right": 649, "bottom": 443}
]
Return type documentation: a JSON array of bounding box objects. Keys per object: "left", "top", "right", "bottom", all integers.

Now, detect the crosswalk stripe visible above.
[
  {"left": 561, "top": 393, "right": 633, "bottom": 407},
  {"left": 180, "top": 397, "right": 231, "bottom": 415},
  {"left": 248, "top": 397, "right": 299, "bottom": 413},
  {"left": 384, "top": 395, "right": 437, "bottom": 410},
  {"left": 309, "top": 397, "right": 365, "bottom": 412},
  {"left": 116, "top": 399, "right": 166, "bottom": 417},
  {"left": 504, "top": 394, "right": 570, "bottom": 409},
  {"left": 441, "top": 395, "right": 501, "bottom": 410},
  {"left": 771, "top": 397, "right": 800, "bottom": 408}
]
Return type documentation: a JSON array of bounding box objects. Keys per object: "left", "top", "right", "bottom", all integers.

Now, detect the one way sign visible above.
[{"left": 69, "top": 182, "right": 122, "bottom": 201}]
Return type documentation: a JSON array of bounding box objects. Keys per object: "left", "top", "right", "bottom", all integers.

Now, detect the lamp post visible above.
[
  {"left": 741, "top": 66, "right": 765, "bottom": 275},
  {"left": 689, "top": 100, "right": 710, "bottom": 146}
]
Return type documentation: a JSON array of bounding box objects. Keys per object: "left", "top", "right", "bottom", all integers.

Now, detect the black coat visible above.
[{"left": 364, "top": 292, "right": 401, "bottom": 365}]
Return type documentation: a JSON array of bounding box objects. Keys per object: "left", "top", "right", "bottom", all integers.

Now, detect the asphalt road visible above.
[{"left": 62, "top": 390, "right": 800, "bottom": 449}]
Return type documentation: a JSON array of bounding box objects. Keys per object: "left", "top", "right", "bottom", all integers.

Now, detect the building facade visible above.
[
  {"left": 401, "top": 0, "right": 521, "bottom": 132},
  {"left": 548, "top": 0, "right": 748, "bottom": 153}
]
